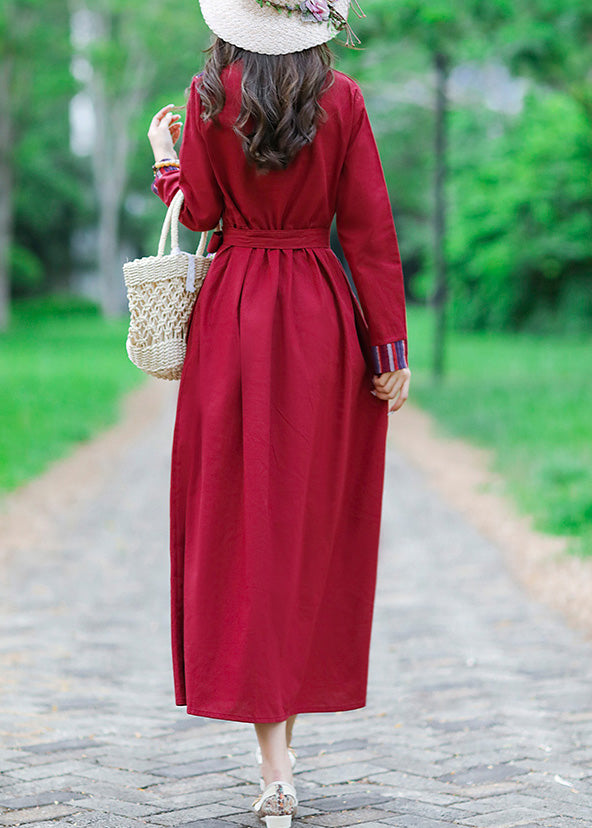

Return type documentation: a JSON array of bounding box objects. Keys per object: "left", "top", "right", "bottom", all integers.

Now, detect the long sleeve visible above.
[
  {"left": 336, "top": 86, "right": 408, "bottom": 373},
  {"left": 151, "top": 75, "right": 223, "bottom": 231}
]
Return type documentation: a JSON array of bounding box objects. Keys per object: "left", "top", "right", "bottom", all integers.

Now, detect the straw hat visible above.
[{"left": 197, "top": 0, "right": 356, "bottom": 55}]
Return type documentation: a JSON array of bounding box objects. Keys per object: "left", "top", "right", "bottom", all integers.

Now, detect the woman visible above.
[{"left": 147, "top": 0, "right": 410, "bottom": 824}]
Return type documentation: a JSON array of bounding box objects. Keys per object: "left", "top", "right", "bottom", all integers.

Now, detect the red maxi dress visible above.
[{"left": 152, "top": 64, "right": 408, "bottom": 723}]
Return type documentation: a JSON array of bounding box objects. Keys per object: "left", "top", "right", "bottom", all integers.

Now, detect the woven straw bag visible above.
[{"left": 123, "top": 190, "right": 217, "bottom": 381}]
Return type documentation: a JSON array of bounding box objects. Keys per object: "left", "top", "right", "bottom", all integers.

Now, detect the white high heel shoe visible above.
[
  {"left": 255, "top": 744, "right": 297, "bottom": 791},
  {"left": 252, "top": 779, "right": 298, "bottom": 827}
]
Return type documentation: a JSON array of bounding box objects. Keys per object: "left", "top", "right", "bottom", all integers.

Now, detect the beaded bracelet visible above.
[
  {"left": 153, "top": 165, "right": 180, "bottom": 178},
  {"left": 152, "top": 158, "right": 180, "bottom": 173}
]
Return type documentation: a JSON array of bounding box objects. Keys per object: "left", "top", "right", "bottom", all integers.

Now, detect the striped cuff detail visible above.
[
  {"left": 371, "top": 340, "right": 408, "bottom": 374},
  {"left": 151, "top": 165, "right": 181, "bottom": 194}
]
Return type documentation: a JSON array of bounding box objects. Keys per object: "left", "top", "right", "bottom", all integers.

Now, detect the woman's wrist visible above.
[{"left": 152, "top": 149, "right": 178, "bottom": 164}]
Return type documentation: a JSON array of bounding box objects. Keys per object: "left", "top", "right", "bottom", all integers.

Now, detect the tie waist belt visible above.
[{"left": 221, "top": 227, "right": 331, "bottom": 249}]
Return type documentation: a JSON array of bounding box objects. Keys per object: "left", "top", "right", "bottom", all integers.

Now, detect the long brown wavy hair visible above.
[{"left": 196, "top": 38, "right": 334, "bottom": 172}]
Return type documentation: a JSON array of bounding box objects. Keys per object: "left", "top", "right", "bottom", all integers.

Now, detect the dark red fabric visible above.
[
  {"left": 206, "top": 230, "right": 223, "bottom": 254},
  {"left": 222, "top": 227, "right": 330, "bottom": 249},
  {"left": 154, "top": 65, "right": 408, "bottom": 722}
]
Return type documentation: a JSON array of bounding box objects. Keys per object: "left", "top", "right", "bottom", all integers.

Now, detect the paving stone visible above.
[
  {"left": 142, "top": 773, "right": 245, "bottom": 797},
  {"left": 69, "top": 779, "right": 164, "bottom": 803},
  {"left": 375, "top": 791, "right": 465, "bottom": 808},
  {"left": 301, "top": 808, "right": 396, "bottom": 826},
  {"left": 174, "top": 821, "right": 238, "bottom": 828},
  {"left": 0, "top": 803, "right": 78, "bottom": 825},
  {"left": 298, "top": 763, "right": 392, "bottom": 786},
  {"left": 137, "top": 747, "right": 233, "bottom": 767},
  {"left": 307, "top": 792, "right": 398, "bottom": 812},
  {"left": 295, "top": 749, "right": 384, "bottom": 773},
  {"left": 219, "top": 814, "right": 265, "bottom": 828},
  {"left": 371, "top": 796, "right": 474, "bottom": 822},
  {"left": 7, "top": 824, "right": 76, "bottom": 828},
  {"left": 151, "top": 757, "right": 242, "bottom": 778},
  {"left": 0, "top": 790, "right": 87, "bottom": 809},
  {"left": 433, "top": 749, "right": 533, "bottom": 771},
  {"left": 517, "top": 794, "right": 592, "bottom": 822},
  {"left": 434, "top": 781, "right": 527, "bottom": 799},
  {"left": 146, "top": 801, "right": 242, "bottom": 824},
  {"left": 21, "top": 739, "right": 106, "bottom": 755},
  {"left": 0, "top": 775, "right": 94, "bottom": 800},
  {"left": 347, "top": 824, "right": 395, "bottom": 828},
  {"left": 293, "top": 740, "right": 370, "bottom": 759},
  {"left": 369, "top": 754, "right": 453, "bottom": 778},
  {"left": 1, "top": 391, "right": 592, "bottom": 828},
  {"left": 147, "top": 789, "right": 236, "bottom": 811},
  {"left": 2, "top": 760, "right": 101, "bottom": 782},
  {"left": 72, "top": 766, "right": 167, "bottom": 788},
  {"left": 62, "top": 795, "right": 158, "bottom": 818},
  {"left": 450, "top": 792, "right": 556, "bottom": 814},
  {"left": 437, "top": 763, "right": 531, "bottom": 786},
  {"left": 61, "top": 815, "right": 152, "bottom": 827},
  {"left": 299, "top": 783, "right": 379, "bottom": 801},
  {"left": 425, "top": 716, "right": 500, "bottom": 733},
  {"left": 461, "top": 807, "right": 563, "bottom": 827},
  {"left": 362, "top": 771, "right": 461, "bottom": 798},
  {"left": 373, "top": 817, "right": 467, "bottom": 828}
]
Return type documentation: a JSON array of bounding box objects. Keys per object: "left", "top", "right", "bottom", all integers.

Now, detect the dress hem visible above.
[{"left": 175, "top": 699, "right": 368, "bottom": 723}]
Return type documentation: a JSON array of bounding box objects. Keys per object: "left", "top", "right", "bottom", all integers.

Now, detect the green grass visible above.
[
  {"left": 0, "top": 295, "right": 145, "bottom": 494},
  {"left": 407, "top": 306, "right": 592, "bottom": 556}
]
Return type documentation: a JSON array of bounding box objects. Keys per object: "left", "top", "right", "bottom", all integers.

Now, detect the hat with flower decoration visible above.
[{"left": 197, "top": 0, "right": 365, "bottom": 56}]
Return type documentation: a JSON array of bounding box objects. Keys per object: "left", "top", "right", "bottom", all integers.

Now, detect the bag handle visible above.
[
  {"left": 157, "top": 189, "right": 221, "bottom": 257},
  {"left": 157, "top": 189, "right": 183, "bottom": 256},
  {"left": 196, "top": 219, "right": 223, "bottom": 255},
  {"left": 196, "top": 228, "right": 209, "bottom": 257}
]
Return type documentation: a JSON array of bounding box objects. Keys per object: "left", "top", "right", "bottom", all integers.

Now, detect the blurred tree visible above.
[
  {"left": 71, "top": 0, "right": 208, "bottom": 317},
  {"left": 431, "top": 0, "right": 592, "bottom": 333},
  {"left": 0, "top": 5, "right": 12, "bottom": 330},
  {"left": 504, "top": 0, "right": 592, "bottom": 118},
  {"left": 336, "top": 20, "right": 432, "bottom": 306},
  {"left": 72, "top": 2, "right": 155, "bottom": 317},
  {"left": 340, "top": 0, "right": 592, "bottom": 341},
  {"left": 0, "top": 0, "right": 76, "bottom": 329},
  {"left": 448, "top": 90, "right": 592, "bottom": 333},
  {"left": 342, "top": 0, "right": 491, "bottom": 379}
]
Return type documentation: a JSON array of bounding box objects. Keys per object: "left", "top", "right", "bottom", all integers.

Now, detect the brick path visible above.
[{"left": 1, "top": 384, "right": 591, "bottom": 828}]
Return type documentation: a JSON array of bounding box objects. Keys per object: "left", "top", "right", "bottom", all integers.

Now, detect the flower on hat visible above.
[
  {"left": 255, "top": 0, "right": 335, "bottom": 23},
  {"left": 300, "top": 0, "right": 331, "bottom": 23},
  {"left": 252, "top": 0, "right": 365, "bottom": 48}
]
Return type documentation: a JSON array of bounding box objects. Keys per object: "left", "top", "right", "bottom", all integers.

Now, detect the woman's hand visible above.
[
  {"left": 372, "top": 367, "right": 411, "bottom": 413},
  {"left": 147, "top": 104, "right": 183, "bottom": 163}
]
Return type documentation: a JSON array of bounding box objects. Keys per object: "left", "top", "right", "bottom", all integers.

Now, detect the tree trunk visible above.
[
  {"left": 432, "top": 51, "right": 449, "bottom": 380},
  {"left": 88, "top": 13, "right": 125, "bottom": 318},
  {"left": 97, "top": 181, "right": 124, "bottom": 317},
  {"left": 0, "top": 56, "right": 13, "bottom": 331},
  {"left": 85, "top": 9, "right": 153, "bottom": 317},
  {"left": 92, "top": 78, "right": 129, "bottom": 317}
]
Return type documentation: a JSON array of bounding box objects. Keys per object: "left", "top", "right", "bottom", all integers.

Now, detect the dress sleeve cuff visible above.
[
  {"left": 151, "top": 165, "right": 181, "bottom": 195},
  {"left": 371, "top": 340, "right": 408, "bottom": 373}
]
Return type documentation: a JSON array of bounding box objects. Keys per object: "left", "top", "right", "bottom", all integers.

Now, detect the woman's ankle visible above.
[
  {"left": 261, "top": 755, "right": 293, "bottom": 787},
  {"left": 255, "top": 720, "right": 294, "bottom": 786}
]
